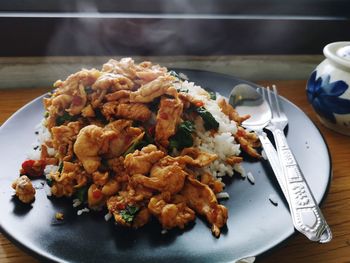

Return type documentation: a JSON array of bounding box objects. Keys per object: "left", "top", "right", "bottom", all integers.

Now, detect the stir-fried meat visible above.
[
  {"left": 104, "top": 120, "right": 144, "bottom": 158},
  {"left": 155, "top": 96, "right": 183, "bottom": 147},
  {"left": 53, "top": 68, "right": 101, "bottom": 95},
  {"left": 124, "top": 144, "right": 165, "bottom": 175},
  {"left": 12, "top": 175, "right": 36, "bottom": 203},
  {"left": 92, "top": 73, "right": 135, "bottom": 92},
  {"left": 50, "top": 161, "right": 88, "bottom": 197},
  {"left": 105, "top": 90, "right": 131, "bottom": 101},
  {"left": 129, "top": 76, "right": 175, "bottom": 103},
  {"left": 180, "top": 147, "right": 218, "bottom": 167},
  {"left": 73, "top": 125, "right": 114, "bottom": 174},
  {"left": 218, "top": 98, "right": 250, "bottom": 125},
  {"left": 87, "top": 183, "right": 106, "bottom": 209},
  {"left": 101, "top": 101, "right": 152, "bottom": 122},
  {"left": 181, "top": 177, "right": 228, "bottom": 237},
  {"left": 131, "top": 157, "right": 187, "bottom": 194},
  {"left": 51, "top": 121, "right": 82, "bottom": 161},
  {"left": 107, "top": 184, "right": 153, "bottom": 227},
  {"left": 200, "top": 172, "right": 224, "bottom": 194},
  {"left": 226, "top": 156, "right": 243, "bottom": 165},
  {"left": 135, "top": 61, "right": 167, "bottom": 84},
  {"left": 235, "top": 127, "right": 261, "bottom": 158},
  {"left": 102, "top": 58, "right": 138, "bottom": 80},
  {"left": 132, "top": 207, "right": 151, "bottom": 228},
  {"left": 148, "top": 192, "right": 195, "bottom": 230}
]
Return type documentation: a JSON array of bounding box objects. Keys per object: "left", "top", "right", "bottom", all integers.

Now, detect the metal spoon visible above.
[{"left": 229, "top": 83, "right": 288, "bottom": 200}]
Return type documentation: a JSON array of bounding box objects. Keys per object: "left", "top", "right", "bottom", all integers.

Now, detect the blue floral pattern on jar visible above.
[{"left": 306, "top": 71, "right": 350, "bottom": 123}]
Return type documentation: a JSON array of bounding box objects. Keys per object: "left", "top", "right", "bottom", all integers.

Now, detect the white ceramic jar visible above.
[{"left": 306, "top": 41, "right": 350, "bottom": 135}]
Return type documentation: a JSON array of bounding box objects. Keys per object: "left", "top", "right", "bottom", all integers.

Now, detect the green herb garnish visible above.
[
  {"left": 56, "top": 112, "right": 77, "bottom": 126},
  {"left": 208, "top": 91, "right": 216, "bottom": 100},
  {"left": 46, "top": 178, "right": 53, "bottom": 187},
  {"left": 169, "top": 121, "right": 195, "bottom": 151},
  {"left": 120, "top": 205, "right": 139, "bottom": 223},
  {"left": 44, "top": 111, "right": 49, "bottom": 118},
  {"left": 195, "top": 107, "right": 219, "bottom": 131},
  {"left": 75, "top": 186, "right": 88, "bottom": 203},
  {"left": 58, "top": 162, "right": 64, "bottom": 173}
]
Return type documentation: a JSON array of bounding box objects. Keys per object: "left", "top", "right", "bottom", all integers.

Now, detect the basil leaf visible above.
[
  {"left": 75, "top": 186, "right": 88, "bottom": 203},
  {"left": 120, "top": 205, "right": 139, "bottom": 223},
  {"left": 169, "top": 121, "right": 195, "bottom": 151},
  {"left": 56, "top": 112, "right": 77, "bottom": 126},
  {"left": 196, "top": 107, "right": 219, "bottom": 131}
]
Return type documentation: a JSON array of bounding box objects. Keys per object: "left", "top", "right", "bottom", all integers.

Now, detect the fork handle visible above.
[{"left": 272, "top": 128, "right": 332, "bottom": 243}]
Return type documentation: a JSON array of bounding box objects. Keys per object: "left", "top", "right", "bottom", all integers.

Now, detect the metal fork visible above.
[{"left": 262, "top": 85, "right": 332, "bottom": 243}]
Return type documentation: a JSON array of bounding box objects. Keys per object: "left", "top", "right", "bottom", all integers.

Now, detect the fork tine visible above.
[
  {"left": 272, "top": 85, "right": 282, "bottom": 117},
  {"left": 266, "top": 86, "right": 276, "bottom": 117}
]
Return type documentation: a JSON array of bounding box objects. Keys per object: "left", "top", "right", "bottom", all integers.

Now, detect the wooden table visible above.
[{"left": 1, "top": 80, "right": 349, "bottom": 263}]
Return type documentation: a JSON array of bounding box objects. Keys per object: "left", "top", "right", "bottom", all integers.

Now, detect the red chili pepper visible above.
[
  {"left": 236, "top": 129, "right": 246, "bottom": 137},
  {"left": 117, "top": 203, "right": 126, "bottom": 210},
  {"left": 159, "top": 112, "right": 168, "bottom": 120},
  {"left": 72, "top": 95, "right": 83, "bottom": 106},
  {"left": 92, "top": 188, "right": 102, "bottom": 199},
  {"left": 148, "top": 125, "right": 155, "bottom": 136},
  {"left": 21, "top": 159, "right": 45, "bottom": 177},
  {"left": 195, "top": 101, "right": 204, "bottom": 107}
]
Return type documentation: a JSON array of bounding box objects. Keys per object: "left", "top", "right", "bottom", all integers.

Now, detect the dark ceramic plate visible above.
[{"left": 0, "top": 69, "right": 331, "bottom": 263}]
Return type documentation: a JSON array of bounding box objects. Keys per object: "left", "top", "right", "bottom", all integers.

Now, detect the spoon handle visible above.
[
  {"left": 257, "top": 132, "right": 288, "bottom": 203},
  {"left": 272, "top": 128, "right": 332, "bottom": 243}
]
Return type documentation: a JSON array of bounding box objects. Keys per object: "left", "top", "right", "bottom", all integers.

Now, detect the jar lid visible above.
[{"left": 324, "top": 41, "right": 350, "bottom": 70}]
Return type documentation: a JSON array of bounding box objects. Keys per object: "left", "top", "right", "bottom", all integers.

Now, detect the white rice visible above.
[
  {"left": 77, "top": 208, "right": 90, "bottom": 215},
  {"left": 44, "top": 165, "right": 59, "bottom": 179},
  {"left": 104, "top": 212, "right": 112, "bottom": 221},
  {"left": 72, "top": 199, "right": 82, "bottom": 208},
  {"left": 216, "top": 192, "right": 230, "bottom": 199},
  {"left": 27, "top": 119, "right": 55, "bottom": 160},
  {"left": 247, "top": 172, "right": 255, "bottom": 185},
  {"left": 177, "top": 81, "right": 244, "bottom": 179}
]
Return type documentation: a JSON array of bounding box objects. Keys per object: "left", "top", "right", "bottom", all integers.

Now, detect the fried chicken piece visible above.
[
  {"left": 235, "top": 127, "right": 261, "bottom": 158},
  {"left": 135, "top": 61, "right": 167, "bottom": 84},
  {"left": 105, "top": 90, "right": 131, "bottom": 101},
  {"left": 105, "top": 120, "right": 144, "bottom": 158},
  {"left": 92, "top": 73, "right": 135, "bottom": 92},
  {"left": 124, "top": 144, "right": 165, "bottom": 175},
  {"left": 101, "top": 101, "right": 152, "bottom": 122},
  {"left": 73, "top": 125, "right": 114, "bottom": 174},
  {"left": 107, "top": 184, "right": 153, "bottom": 227},
  {"left": 218, "top": 98, "right": 250, "bottom": 125},
  {"left": 132, "top": 207, "right": 151, "bottom": 228},
  {"left": 12, "top": 175, "right": 36, "bottom": 203},
  {"left": 200, "top": 172, "right": 224, "bottom": 194},
  {"left": 87, "top": 183, "right": 106, "bottom": 209},
  {"left": 131, "top": 158, "right": 187, "bottom": 194},
  {"left": 226, "top": 156, "right": 243, "bottom": 165},
  {"left": 51, "top": 121, "right": 82, "bottom": 161},
  {"left": 129, "top": 75, "right": 175, "bottom": 103},
  {"left": 181, "top": 177, "right": 228, "bottom": 237},
  {"left": 180, "top": 147, "right": 218, "bottom": 167},
  {"left": 53, "top": 68, "right": 101, "bottom": 94},
  {"left": 50, "top": 161, "right": 88, "bottom": 197},
  {"left": 102, "top": 58, "right": 138, "bottom": 80},
  {"left": 155, "top": 96, "right": 183, "bottom": 147},
  {"left": 148, "top": 192, "right": 195, "bottom": 230}
]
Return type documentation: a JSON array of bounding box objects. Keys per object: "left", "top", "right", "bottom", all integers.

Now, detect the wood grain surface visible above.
[{"left": 0, "top": 81, "right": 349, "bottom": 263}]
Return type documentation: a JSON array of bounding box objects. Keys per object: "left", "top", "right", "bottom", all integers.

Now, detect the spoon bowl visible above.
[{"left": 229, "top": 83, "right": 272, "bottom": 130}]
